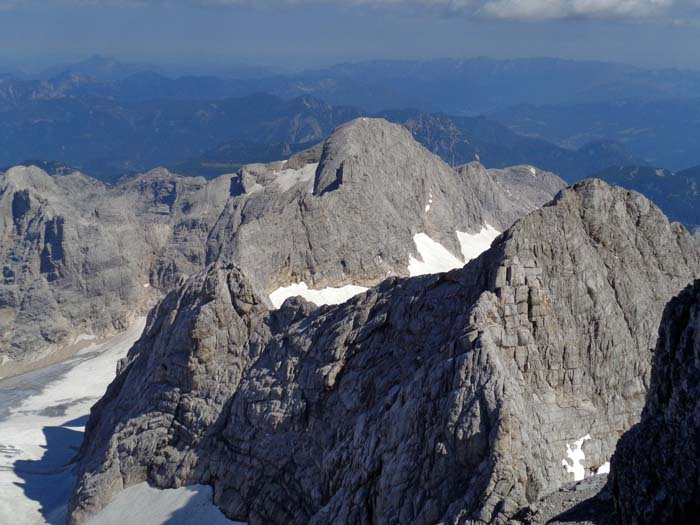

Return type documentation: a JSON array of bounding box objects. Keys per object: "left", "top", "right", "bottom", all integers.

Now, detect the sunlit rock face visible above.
[
  {"left": 70, "top": 180, "right": 700, "bottom": 525},
  {"left": 208, "top": 118, "right": 564, "bottom": 304}
]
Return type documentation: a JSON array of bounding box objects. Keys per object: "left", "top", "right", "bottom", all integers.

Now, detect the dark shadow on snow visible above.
[
  {"left": 13, "top": 424, "right": 84, "bottom": 524},
  {"left": 63, "top": 415, "right": 90, "bottom": 427}
]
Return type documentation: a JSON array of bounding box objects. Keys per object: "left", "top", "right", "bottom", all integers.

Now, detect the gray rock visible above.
[
  {"left": 69, "top": 179, "right": 699, "bottom": 524},
  {"left": 207, "top": 118, "right": 566, "bottom": 294},
  {"left": 0, "top": 118, "right": 564, "bottom": 372},
  {"left": 0, "top": 165, "right": 232, "bottom": 374},
  {"left": 610, "top": 280, "right": 700, "bottom": 524},
  {"left": 456, "top": 162, "right": 565, "bottom": 231}
]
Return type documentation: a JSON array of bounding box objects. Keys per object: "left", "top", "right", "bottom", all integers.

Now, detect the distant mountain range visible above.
[
  {"left": 0, "top": 93, "right": 360, "bottom": 180},
  {"left": 593, "top": 165, "right": 700, "bottom": 231},
  {"left": 2, "top": 55, "right": 700, "bottom": 181},
  {"left": 174, "top": 108, "right": 637, "bottom": 182},
  {"left": 267, "top": 58, "right": 700, "bottom": 114},
  {"left": 493, "top": 99, "right": 700, "bottom": 171},
  {"left": 5, "top": 55, "right": 700, "bottom": 111},
  {"left": 0, "top": 86, "right": 637, "bottom": 181},
  {"left": 378, "top": 111, "right": 637, "bottom": 183}
]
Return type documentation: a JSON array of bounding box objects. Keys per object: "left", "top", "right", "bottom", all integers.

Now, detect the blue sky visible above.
[{"left": 0, "top": 0, "right": 699, "bottom": 71}]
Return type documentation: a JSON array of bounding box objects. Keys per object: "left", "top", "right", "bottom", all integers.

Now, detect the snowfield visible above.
[
  {"left": 269, "top": 282, "right": 370, "bottom": 309},
  {"left": 409, "top": 225, "right": 501, "bottom": 277},
  {"left": 0, "top": 319, "right": 237, "bottom": 524},
  {"left": 269, "top": 224, "right": 501, "bottom": 308},
  {"left": 86, "top": 483, "right": 246, "bottom": 525},
  {"left": 456, "top": 224, "right": 501, "bottom": 263},
  {"left": 0, "top": 319, "right": 147, "bottom": 524},
  {"left": 0, "top": 318, "right": 242, "bottom": 525},
  {"left": 408, "top": 232, "right": 465, "bottom": 276}
]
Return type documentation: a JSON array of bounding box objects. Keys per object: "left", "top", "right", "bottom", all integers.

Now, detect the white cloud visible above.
[{"left": 479, "top": 0, "right": 673, "bottom": 19}]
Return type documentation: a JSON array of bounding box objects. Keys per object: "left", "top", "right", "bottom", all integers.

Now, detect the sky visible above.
[{"left": 0, "top": 0, "right": 699, "bottom": 72}]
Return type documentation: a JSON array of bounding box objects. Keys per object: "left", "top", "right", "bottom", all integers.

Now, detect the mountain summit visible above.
[{"left": 208, "top": 118, "right": 564, "bottom": 295}]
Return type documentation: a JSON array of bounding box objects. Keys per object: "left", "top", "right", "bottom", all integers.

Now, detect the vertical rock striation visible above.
[{"left": 0, "top": 165, "right": 232, "bottom": 374}]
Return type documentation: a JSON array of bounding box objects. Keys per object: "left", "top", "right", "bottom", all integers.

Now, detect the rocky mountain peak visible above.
[
  {"left": 0, "top": 123, "right": 563, "bottom": 375},
  {"left": 2, "top": 165, "right": 58, "bottom": 194},
  {"left": 69, "top": 178, "right": 699, "bottom": 525},
  {"left": 208, "top": 118, "right": 564, "bottom": 304},
  {"left": 312, "top": 117, "right": 421, "bottom": 195}
]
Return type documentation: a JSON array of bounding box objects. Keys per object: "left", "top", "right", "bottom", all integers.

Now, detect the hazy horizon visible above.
[
  {"left": 1, "top": 1, "right": 700, "bottom": 72},
  {"left": 3, "top": 52, "right": 700, "bottom": 81}
]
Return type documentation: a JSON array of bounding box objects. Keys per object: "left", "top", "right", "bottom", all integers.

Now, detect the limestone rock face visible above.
[
  {"left": 0, "top": 165, "right": 232, "bottom": 373},
  {"left": 0, "top": 118, "right": 563, "bottom": 372},
  {"left": 206, "top": 118, "right": 565, "bottom": 293},
  {"left": 70, "top": 179, "right": 699, "bottom": 525},
  {"left": 456, "top": 162, "right": 565, "bottom": 232},
  {"left": 610, "top": 280, "right": 700, "bottom": 524}
]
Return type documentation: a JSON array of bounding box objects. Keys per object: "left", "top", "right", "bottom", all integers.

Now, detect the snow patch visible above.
[
  {"left": 143, "top": 283, "right": 150, "bottom": 288},
  {"left": 424, "top": 192, "right": 434, "bottom": 213},
  {"left": 408, "top": 233, "right": 465, "bottom": 277},
  {"left": 408, "top": 225, "right": 501, "bottom": 277},
  {"left": 0, "top": 318, "right": 147, "bottom": 525},
  {"left": 273, "top": 162, "right": 318, "bottom": 192},
  {"left": 596, "top": 462, "right": 610, "bottom": 475},
  {"left": 529, "top": 167, "right": 537, "bottom": 177},
  {"left": 456, "top": 223, "right": 501, "bottom": 263},
  {"left": 269, "top": 282, "right": 368, "bottom": 309},
  {"left": 86, "top": 483, "right": 243, "bottom": 525},
  {"left": 562, "top": 434, "right": 591, "bottom": 481}
]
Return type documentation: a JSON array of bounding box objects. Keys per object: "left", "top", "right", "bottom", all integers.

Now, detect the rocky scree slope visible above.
[
  {"left": 610, "top": 280, "right": 700, "bottom": 524},
  {"left": 70, "top": 179, "right": 699, "bottom": 525},
  {"left": 0, "top": 118, "right": 563, "bottom": 372}
]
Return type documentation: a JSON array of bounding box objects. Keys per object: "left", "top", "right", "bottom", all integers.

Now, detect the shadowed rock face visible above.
[
  {"left": 69, "top": 179, "right": 699, "bottom": 525},
  {"left": 0, "top": 118, "right": 564, "bottom": 371},
  {"left": 610, "top": 280, "right": 700, "bottom": 524}
]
